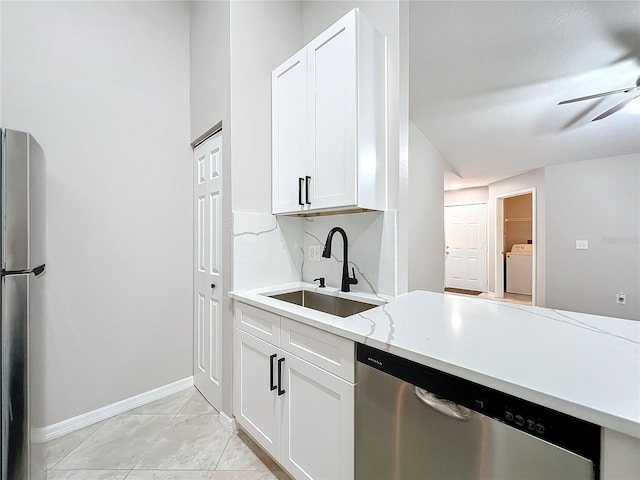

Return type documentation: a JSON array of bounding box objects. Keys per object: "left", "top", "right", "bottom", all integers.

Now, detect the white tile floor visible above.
[{"left": 45, "top": 388, "right": 292, "bottom": 480}]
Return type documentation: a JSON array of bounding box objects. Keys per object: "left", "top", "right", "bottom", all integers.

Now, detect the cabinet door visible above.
[
  {"left": 233, "top": 329, "right": 282, "bottom": 460},
  {"left": 272, "top": 48, "right": 308, "bottom": 214},
  {"left": 280, "top": 354, "right": 355, "bottom": 480},
  {"left": 307, "top": 10, "right": 358, "bottom": 211}
]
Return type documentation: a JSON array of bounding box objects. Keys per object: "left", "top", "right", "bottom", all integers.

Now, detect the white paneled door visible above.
[
  {"left": 445, "top": 204, "right": 487, "bottom": 292},
  {"left": 193, "top": 133, "right": 222, "bottom": 410}
]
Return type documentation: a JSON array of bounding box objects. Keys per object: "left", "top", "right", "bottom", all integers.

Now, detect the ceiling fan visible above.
[{"left": 558, "top": 75, "right": 640, "bottom": 122}]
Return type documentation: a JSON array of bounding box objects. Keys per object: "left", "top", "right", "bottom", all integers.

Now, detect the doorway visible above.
[
  {"left": 193, "top": 132, "right": 223, "bottom": 410},
  {"left": 495, "top": 189, "right": 535, "bottom": 305},
  {"left": 444, "top": 203, "right": 488, "bottom": 293}
]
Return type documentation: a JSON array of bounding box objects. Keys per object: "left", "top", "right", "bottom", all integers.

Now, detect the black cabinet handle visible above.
[
  {"left": 211, "top": 283, "right": 216, "bottom": 289},
  {"left": 269, "top": 354, "right": 277, "bottom": 391},
  {"left": 305, "top": 176, "right": 311, "bottom": 204},
  {"left": 298, "top": 178, "right": 304, "bottom": 206},
  {"left": 277, "top": 357, "right": 285, "bottom": 396}
]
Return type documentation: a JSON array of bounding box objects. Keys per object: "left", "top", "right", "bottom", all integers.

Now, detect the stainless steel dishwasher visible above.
[{"left": 355, "top": 343, "right": 601, "bottom": 480}]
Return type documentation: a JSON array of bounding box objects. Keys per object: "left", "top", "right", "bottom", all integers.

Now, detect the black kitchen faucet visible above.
[{"left": 322, "top": 227, "right": 358, "bottom": 292}]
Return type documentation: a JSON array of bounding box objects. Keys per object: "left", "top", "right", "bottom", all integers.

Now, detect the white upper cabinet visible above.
[
  {"left": 272, "top": 49, "right": 308, "bottom": 214},
  {"left": 272, "top": 8, "right": 387, "bottom": 215}
]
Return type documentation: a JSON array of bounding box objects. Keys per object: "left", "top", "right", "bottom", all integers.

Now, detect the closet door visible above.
[{"left": 193, "top": 134, "right": 223, "bottom": 409}]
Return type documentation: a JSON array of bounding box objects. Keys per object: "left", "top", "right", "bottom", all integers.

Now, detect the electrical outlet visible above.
[
  {"left": 575, "top": 240, "right": 589, "bottom": 250},
  {"left": 308, "top": 244, "right": 321, "bottom": 262},
  {"left": 617, "top": 292, "right": 626, "bottom": 305}
]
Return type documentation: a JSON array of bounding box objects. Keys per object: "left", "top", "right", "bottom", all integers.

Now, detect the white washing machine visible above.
[{"left": 506, "top": 244, "right": 532, "bottom": 295}]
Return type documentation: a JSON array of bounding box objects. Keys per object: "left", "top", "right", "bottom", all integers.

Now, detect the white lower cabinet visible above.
[
  {"left": 234, "top": 303, "right": 355, "bottom": 480},
  {"left": 280, "top": 353, "right": 354, "bottom": 480},
  {"left": 234, "top": 329, "right": 281, "bottom": 460}
]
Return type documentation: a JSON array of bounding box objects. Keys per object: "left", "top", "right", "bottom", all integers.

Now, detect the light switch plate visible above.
[
  {"left": 576, "top": 240, "right": 589, "bottom": 250},
  {"left": 308, "top": 244, "right": 321, "bottom": 262}
]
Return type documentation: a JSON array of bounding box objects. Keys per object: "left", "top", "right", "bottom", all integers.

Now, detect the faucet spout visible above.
[{"left": 322, "top": 227, "right": 358, "bottom": 292}]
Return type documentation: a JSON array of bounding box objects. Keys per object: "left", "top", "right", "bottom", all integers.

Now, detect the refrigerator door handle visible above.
[{"left": 1, "top": 264, "right": 45, "bottom": 277}]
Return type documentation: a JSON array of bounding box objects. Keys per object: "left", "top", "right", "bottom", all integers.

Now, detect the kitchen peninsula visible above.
[{"left": 232, "top": 283, "right": 640, "bottom": 479}]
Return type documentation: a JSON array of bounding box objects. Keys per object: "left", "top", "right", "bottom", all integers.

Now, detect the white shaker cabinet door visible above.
[
  {"left": 272, "top": 48, "right": 308, "bottom": 214},
  {"left": 234, "top": 329, "right": 281, "bottom": 461},
  {"left": 280, "top": 353, "right": 355, "bottom": 480},
  {"left": 306, "top": 10, "right": 358, "bottom": 211}
]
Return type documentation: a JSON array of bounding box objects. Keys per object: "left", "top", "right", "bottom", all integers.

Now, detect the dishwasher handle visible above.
[{"left": 414, "top": 387, "right": 473, "bottom": 422}]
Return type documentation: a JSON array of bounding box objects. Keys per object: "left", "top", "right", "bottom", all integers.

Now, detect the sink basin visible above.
[{"left": 267, "top": 290, "right": 379, "bottom": 318}]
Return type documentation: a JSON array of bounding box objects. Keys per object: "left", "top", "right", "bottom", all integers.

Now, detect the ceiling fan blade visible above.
[
  {"left": 558, "top": 85, "right": 640, "bottom": 105},
  {"left": 592, "top": 92, "right": 640, "bottom": 121}
]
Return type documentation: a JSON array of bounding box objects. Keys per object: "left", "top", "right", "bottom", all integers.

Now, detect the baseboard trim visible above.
[
  {"left": 219, "top": 410, "right": 237, "bottom": 433},
  {"left": 35, "top": 376, "right": 194, "bottom": 443}
]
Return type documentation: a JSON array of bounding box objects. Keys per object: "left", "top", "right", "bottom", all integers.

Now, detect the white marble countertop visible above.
[{"left": 231, "top": 282, "right": 640, "bottom": 439}]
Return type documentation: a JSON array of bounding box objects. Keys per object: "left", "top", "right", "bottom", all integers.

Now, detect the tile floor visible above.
[{"left": 45, "top": 388, "right": 292, "bottom": 480}]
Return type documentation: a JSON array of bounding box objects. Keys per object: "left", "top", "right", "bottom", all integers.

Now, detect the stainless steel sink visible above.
[{"left": 267, "top": 290, "right": 379, "bottom": 318}]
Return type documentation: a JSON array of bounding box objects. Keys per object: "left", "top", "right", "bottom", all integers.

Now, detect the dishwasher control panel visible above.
[{"left": 356, "top": 343, "right": 601, "bottom": 477}]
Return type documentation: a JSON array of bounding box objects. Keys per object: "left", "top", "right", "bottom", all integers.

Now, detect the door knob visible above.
[{"left": 211, "top": 283, "right": 216, "bottom": 288}]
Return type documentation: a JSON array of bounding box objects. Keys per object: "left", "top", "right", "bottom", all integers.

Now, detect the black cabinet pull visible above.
[
  {"left": 210, "top": 283, "right": 216, "bottom": 289},
  {"left": 305, "top": 176, "right": 311, "bottom": 204},
  {"left": 277, "top": 357, "right": 285, "bottom": 396},
  {"left": 269, "top": 354, "right": 277, "bottom": 391},
  {"left": 298, "top": 178, "right": 304, "bottom": 206}
]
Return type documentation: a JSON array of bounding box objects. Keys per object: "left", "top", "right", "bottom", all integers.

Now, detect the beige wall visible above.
[
  {"left": 545, "top": 154, "right": 639, "bottom": 320},
  {"left": 2, "top": 1, "right": 192, "bottom": 425},
  {"left": 488, "top": 169, "right": 546, "bottom": 305}
]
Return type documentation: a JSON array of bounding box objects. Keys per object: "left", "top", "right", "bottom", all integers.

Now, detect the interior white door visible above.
[
  {"left": 307, "top": 9, "right": 357, "bottom": 210},
  {"left": 445, "top": 204, "right": 487, "bottom": 291},
  {"left": 193, "top": 133, "right": 223, "bottom": 409}
]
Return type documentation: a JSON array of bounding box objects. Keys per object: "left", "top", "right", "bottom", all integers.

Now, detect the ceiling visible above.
[{"left": 409, "top": 1, "right": 640, "bottom": 190}]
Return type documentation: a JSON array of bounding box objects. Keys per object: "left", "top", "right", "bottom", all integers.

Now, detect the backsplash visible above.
[
  {"left": 232, "top": 211, "right": 397, "bottom": 296},
  {"left": 302, "top": 211, "right": 397, "bottom": 296},
  {"left": 232, "top": 212, "right": 303, "bottom": 292}
]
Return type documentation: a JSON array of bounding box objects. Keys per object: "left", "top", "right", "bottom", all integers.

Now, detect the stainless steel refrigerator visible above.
[{"left": 1, "top": 129, "right": 46, "bottom": 480}]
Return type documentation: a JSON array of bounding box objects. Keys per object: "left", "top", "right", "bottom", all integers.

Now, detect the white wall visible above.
[
  {"left": 408, "top": 122, "right": 444, "bottom": 292},
  {"left": 1, "top": 1, "right": 192, "bottom": 425},
  {"left": 488, "top": 169, "right": 546, "bottom": 305},
  {"left": 545, "top": 154, "right": 639, "bottom": 320},
  {"left": 230, "top": 1, "right": 302, "bottom": 214},
  {"left": 189, "top": 0, "right": 234, "bottom": 416},
  {"left": 190, "top": 0, "right": 230, "bottom": 141},
  {"left": 444, "top": 187, "right": 489, "bottom": 206}
]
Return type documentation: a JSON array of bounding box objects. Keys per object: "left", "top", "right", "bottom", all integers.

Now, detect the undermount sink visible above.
[{"left": 267, "top": 290, "right": 379, "bottom": 318}]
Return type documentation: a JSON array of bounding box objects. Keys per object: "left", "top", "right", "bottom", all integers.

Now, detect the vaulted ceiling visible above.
[{"left": 409, "top": 1, "right": 640, "bottom": 189}]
